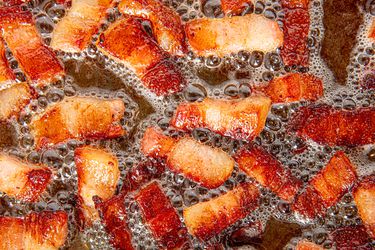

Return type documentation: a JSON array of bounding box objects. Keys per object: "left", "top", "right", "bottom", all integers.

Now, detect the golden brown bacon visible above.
[
  {"left": 185, "top": 14, "right": 283, "bottom": 57},
  {"left": 296, "top": 240, "right": 324, "bottom": 250},
  {"left": 98, "top": 18, "right": 185, "bottom": 96},
  {"left": 75, "top": 146, "right": 120, "bottom": 226},
  {"left": 288, "top": 105, "right": 375, "bottom": 146},
  {"left": 50, "top": 0, "right": 114, "bottom": 52},
  {"left": 141, "top": 127, "right": 234, "bottom": 189},
  {"left": 30, "top": 97, "right": 125, "bottom": 149},
  {"left": 0, "top": 153, "right": 52, "bottom": 202},
  {"left": 292, "top": 151, "right": 357, "bottom": 219},
  {"left": 170, "top": 96, "right": 271, "bottom": 141},
  {"left": 0, "top": 7, "right": 64, "bottom": 87},
  {"left": 135, "top": 182, "right": 189, "bottom": 249},
  {"left": 0, "top": 211, "right": 68, "bottom": 249},
  {"left": 0, "top": 39, "right": 15, "bottom": 84},
  {"left": 118, "top": 0, "right": 187, "bottom": 56},
  {"left": 183, "top": 182, "right": 260, "bottom": 241},
  {"left": 234, "top": 145, "right": 302, "bottom": 202},
  {"left": 220, "top": 0, "right": 255, "bottom": 16},
  {"left": 0, "top": 83, "right": 32, "bottom": 121}
]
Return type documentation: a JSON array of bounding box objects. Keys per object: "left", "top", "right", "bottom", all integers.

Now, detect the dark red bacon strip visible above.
[{"left": 331, "top": 225, "right": 373, "bottom": 249}]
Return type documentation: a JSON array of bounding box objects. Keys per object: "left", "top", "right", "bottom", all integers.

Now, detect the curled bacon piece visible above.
[
  {"left": 30, "top": 97, "right": 125, "bottom": 149},
  {"left": 292, "top": 151, "right": 357, "bottom": 219},
  {"left": 0, "top": 153, "right": 52, "bottom": 202},
  {"left": 296, "top": 240, "right": 323, "bottom": 250},
  {"left": 220, "top": 0, "right": 255, "bottom": 16},
  {"left": 170, "top": 96, "right": 271, "bottom": 141},
  {"left": 0, "top": 39, "right": 15, "bottom": 84},
  {"left": 0, "top": 211, "right": 68, "bottom": 249},
  {"left": 135, "top": 182, "right": 189, "bottom": 249},
  {"left": 0, "top": 83, "right": 32, "bottom": 121},
  {"left": 183, "top": 182, "right": 260, "bottom": 241},
  {"left": 234, "top": 145, "right": 302, "bottom": 202},
  {"left": 141, "top": 127, "right": 234, "bottom": 189}
]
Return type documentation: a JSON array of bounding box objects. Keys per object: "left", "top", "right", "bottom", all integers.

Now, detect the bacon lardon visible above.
[
  {"left": 234, "top": 145, "right": 302, "bottom": 202},
  {"left": 185, "top": 14, "right": 283, "bottom": 57},
  {"left": 135, "top": 182, "right": 189, "bottom": 249},
  {"left": 170, "top": 96, "right": 271, "bottom": 141},
  {"left": 183, "top": 182, "right": 260, "bottom": 241},
  {"left": 30, "top": 96, "right": 125, "bottom": 149},
  {"left": 0, "top": 39, "right": 15, "bottom": 84},
  {"left": 0, "top": 211, "right": 68, "bottom": 249},
  {"left": 220, "top": 0, "right": 255, "bottom": 16},
  {"left": 296, "top": 240, "right": 324, "bottom": 250},
  {"left": 0, "top": 153, "right": 52, "bottom": 202},
  {"left": 0, "top": 82, "right": 32, "bottom": 121},
  {"left": 292, "top": 151, "right": 357, "bottom": 219}
]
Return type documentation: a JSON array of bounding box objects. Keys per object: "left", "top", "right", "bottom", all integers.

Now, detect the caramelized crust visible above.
[
  {"left": 289, "top": 104, "right": 375, "bottom": 146},
  {"left": 220, "top": 0, "right": 255, "bottom": 15},
  {"left": 234, "top": 145, "right": 302, "bottom": 202},
  {"left": 141, "top": 127, "right": 234, "bottom": 189},
  {"left": 0, "top": 211, "right": 68, "bottom": 249},
  {"left": 135, "top": 182, "right": 189, "bottom": 248},
  {"left": 170, "top": 96, "right": 271, "bottom": 141},
  {"left": 0, "top": 82, "right": 32, "bottom": 121},
  {"left": 0, "top": 153, "right": 52, "bottom": 202},
  {"left": 185, "top": 14, "right": 283, "bottom": 57},
  {"left": 30, "top": 96, "right": 125, "bottom": 149},
  {"left": 296, "top": 240, "right": 324, "bottom": 250},
  {"left": 183, "top": 182, "right": 260, "bottom": 241},
  {"left": 75, "top": 146, "right": 120, "bottom": 226},
  {"left": 0, "top": 39, "right": 15, "bottom": 84}
]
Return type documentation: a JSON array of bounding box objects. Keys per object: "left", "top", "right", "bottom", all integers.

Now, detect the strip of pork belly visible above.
[
  {"left": 185, "top": 14, "right": 283, "bottom": 57},
  {"left": 288, "top": 104, "right": 375, "bottom": 146},
  {"left": 183, "top": 182, "right": 260, "bottom": 241},
  {"left": 0, "top": 82, "right": 32, "bottom": 121},
  {"left": 170, "top": 95, "right": 271, "bottom": 141},
  {"left": 292, "top": 151, "right": 357, "bottom": 219},
  {"left": 75, "top": 146, "right": 120, "bottom": 226},
  {"left": 50, "top": 0, "right": 113, "bottom": 52},
  {"left": 30, "top": 96, "right": 125, "bottom": 149},
  {"left": 0, "top": 8, "right": 64, "bottom": 87},
  {"left": 353, "top": 175, "right": 375, "bottom": 237},
  {"left": 118, "top": 0, "right": 187, "bottom": 56},
  {"left": 220, "top": 0, "right": 255, "bottom": 16},
  {"left": 141, "top": 127, "right": 234, "bottom": 189},
  {"left": 234, "top": 145, "right": 302, "bottom": 202},
  {"left": 296, "top": 240, "right": 324, "bottom": 250},
  {"left": 0, "top": 39, "right": 15, "bottom": 84},
  {"left": 135, "top": 182, "right": 189, "bottom": 249},
  {"left": 0, "top": 153, "right": 52, "bottom": 202},
  {"left": 98, "top": 18, "right": 185, "bottom": 96}
]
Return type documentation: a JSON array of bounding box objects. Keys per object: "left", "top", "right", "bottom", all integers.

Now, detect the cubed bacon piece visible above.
[
  {"left": 296, "top": 240, "right": 324, "bottom": 250},
  {"left": 369, "top": 20, "right": 375, "bottom": 41},
  {"left": 234, "top": 145, "right": 302, "bottom": 202},
  {"left": 30, "top": 96, "right": 125, "bottom": 149},
  {"left": 0, "top": 8, "right": 64, "bottom": 87},
  {"left": 50, "top": 0, "right": 114, "bottom": 52},
  {"left": 257, "top": 73, "right": 323, "bottom": 103},
  {"left": 183, "top": 182, "right": 260, "bottom": 241},
  {"left": 353, "top": 175, "right": 375, "bottom": 237},
  {"left": 94, "top": 194, "right": 134, "bottom": 250},
  {"left": 292, "top": 151, "right": 357, "bottom": 218},
  {"left": 141, "top": 127, "right": 234, "bottom": 189},
  {"left": 135, "top": 182, "right": 189, "bottom": 248},
  {"left": 0, "top": 211, "right": 68, "bottom": 249},
  {"left": 0, "top": 39, "right": 15, "bottom": 84},
  {"left": 220, "top": 0, "right": 255, "bottom": 16},
  {"left": 185, "top": 14, "right": 283, "bottom": 57},
  {"left": 288, "top": 104, "right": 375, "bottom": 146},
  {"left": 0, "top": 82, "right": 32, "bottom": 121},
  {"left": 170, "top": 96, "right": 271, "bottom": 141},
  {"left": 280, "top": 0, "right": 309, "bottom": 9},
  {"left": 0, "top": 153, "right": 52, "bottom": 202},
  {"left": 75, "top": 146, "right": 120, "bottom": 226},
  {"left": 118, "top": 0, "right": 187, "bottom": 56},
  {"left": 331, "top": 225, "right": 373, "bottom": 249},
  {"left": 97, "top": 18, "right": 185, "bottom": 96}
]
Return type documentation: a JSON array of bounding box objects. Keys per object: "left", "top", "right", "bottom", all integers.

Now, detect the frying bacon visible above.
[
  {"left": 185, "top": 14, "right": 283, "bottom": 57},
  {"left": 220, "top": 0, "right": 255, "bottom": 15},
  {"left": 296, "top": 240, "right": 324, "bottom": 250},
  {"left": 280, "top": 0, "right": 309, "bottom": 8},
  {"left": 0, "top": 39, "right": 15, "bottom": 84},
  {"left": 75, "top": 146, "right": 120, "bottom": 226},
  {"left": 0, "top": 82, "right": 32, "bottom": 121},
  {"left": 0, "top": 153, "right": 52, "bottom": 202},
  {"left": 135, "top": 182, "right": 189, "bottom": 248},
  {"left": 0, "top": 0, "right": 30, "bottom": 7},
  {"left": 0, "top": 211, "right": 68, "bottom": 249},
  {"left": 30, "top": 96, "right": 125, "bottom": 149},
  {"left": 141, "top": 127, "right": 234, "bottom": 189},
  {"left": 183, "top": 182, "right": 260, "bottom": 241},
  {"left": 288, "top": 104, "right": 375, "bottom": 146},
  {"left": 0, "top": 7, "right": 64, "bottom": 87},
  {"left": 98, "top": 17, "right": 185, "bottom": 96},
  {"left": 292, "top": 151, "right": 357, "bottom": 219},
  {"left": 50, "top": 0, "right": 114, "bottom": 52},
  {"left": 369, "top": 19, "right": 375, "bottom": 40},
  {"left": 234, "top": 145, "right": 302, "bottom": 202},
  {"left": 118, "top": 0, "right": 187, "bottom": 55},
  {"left": 361, "top": 69, "right": 375, "bottom": 90},
  {"left": 170, "top": 95, "right": 271, "bottom": 141},
  {"left": 331, "top": 225, "right": 373, "bottom": 249},
  {"left": 353, "top": 175, "right": 375, "bottom": 237}
]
